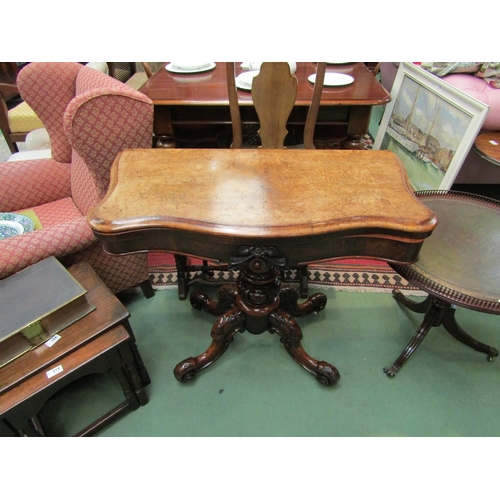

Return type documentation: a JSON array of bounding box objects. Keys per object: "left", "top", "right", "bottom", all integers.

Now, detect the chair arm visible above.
[
  {"left": 0, "top": 216, "right": 96, "bottom": 279},
  {"left": 0, "top": 158, "right": 71, "bottom": 212}
]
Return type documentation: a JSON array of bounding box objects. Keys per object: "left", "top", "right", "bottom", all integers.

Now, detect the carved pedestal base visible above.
[
  {"left": 173, "top": 246, "right": 340, "bottom": 386},
  {"left": 384, "top": 290, "right": 499, "bottom": 377}
]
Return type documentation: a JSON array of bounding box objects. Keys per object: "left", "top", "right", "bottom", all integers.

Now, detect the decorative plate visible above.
[
  {"left": 235, "top": 70, "right": 260, "bottom": 91},
  {"left": 165, "top": 62, "right": 216, "bottom": 74},
  {"left": 0, "top": 213, "right": 35, "bottom": 239},
  {"left": 308, "top": 72, "right": 355, "bottom": 86}
]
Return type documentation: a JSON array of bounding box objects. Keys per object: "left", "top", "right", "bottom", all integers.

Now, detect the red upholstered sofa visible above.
[{"left": 0, "top": 62, "right": 155, "bottom": 294}]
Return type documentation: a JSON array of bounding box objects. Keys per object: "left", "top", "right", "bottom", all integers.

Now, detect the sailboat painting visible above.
[{"left": 374, "top": 63, "right": 489, "bottom": 191}]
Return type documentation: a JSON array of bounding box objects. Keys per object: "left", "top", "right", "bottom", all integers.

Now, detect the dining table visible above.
[
  {"left": 88, "top": 148, "right": 436, "bottom": 386},
  {"left": 139, "top": 62, "right": 391, "bottom": 150}
]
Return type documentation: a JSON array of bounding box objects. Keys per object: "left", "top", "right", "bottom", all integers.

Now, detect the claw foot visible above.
[{"left": 383, "top": 365, "right": 399, "bottom": 378}]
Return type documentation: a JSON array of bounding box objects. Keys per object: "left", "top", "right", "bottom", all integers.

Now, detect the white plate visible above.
[
  {"left": 235, "top": 70, "right": 259, "bottom": 90},
  {"left": 0, "top": 220, "right": 24, "bottom": 239},
  {"left": 308, "top": 72, "right": 354, "bottom": 86},
  {"left": 171, "top": 62, "right": 211, "bottom": 70},
  {"left": 166, "top": 62, "right": 216, "bottom": 74},
  {"left": 240, "top": 62, "right": 297, "bottom": 74},
  {"left": 0, "top": 213, "right": 34, "bottom": 239},
  {"left": 326, "top": 62, "right": 353, "bottom": 65}
]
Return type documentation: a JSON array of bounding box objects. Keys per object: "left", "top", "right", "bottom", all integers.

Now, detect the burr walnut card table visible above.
[
  {"left": 139, "top": 62, "right": 390, "bottom": 149},
  {"left": 88, "top": 148, "right": 436, "bottom": 386}
]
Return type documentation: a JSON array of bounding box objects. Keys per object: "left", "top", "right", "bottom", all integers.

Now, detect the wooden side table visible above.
[
  {"left": 386, "top": 190, "right": 500, "bottom": 377},
  {"left": 473, "top": 132, "right": 500, "bottom": 167},
  {"left": 0, "top": 262, "right": 150, "bottom": 436}
]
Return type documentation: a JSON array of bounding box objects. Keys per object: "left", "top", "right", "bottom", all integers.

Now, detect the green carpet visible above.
[{"left": 28, "top": 282, "right": 500, "bottom": 438}]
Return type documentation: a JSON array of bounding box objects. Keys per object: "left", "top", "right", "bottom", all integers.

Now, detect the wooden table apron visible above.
[
  {"left": 89, "top": 148, "right": 437, "bottom": 386},
  {"left": 139, "top": 63, "right": 391, "bottom": 148}
]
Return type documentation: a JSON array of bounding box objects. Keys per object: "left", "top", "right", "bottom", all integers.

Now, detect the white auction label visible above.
[
  {"left": 46, "top": 365, "right": 64, "bottom": 378},
  {"left": 45, "top": 334, "right": 62, "bottom": 347}
]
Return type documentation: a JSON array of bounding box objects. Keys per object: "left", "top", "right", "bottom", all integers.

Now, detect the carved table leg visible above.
[
  {"left": 190, "top": 284, "right": 238, "bottom": 315},
  {"left": 279, "top": 284, "right": 327, "bottom": 316},
  {"left": 174, "top": 307, "right": 245, "bottom": 381},
  {"left": 177, "top": 245, "right": 339, "bottom": 385},
  {"left": 269, "top": 309, "right": 340, "bottom": 386}
]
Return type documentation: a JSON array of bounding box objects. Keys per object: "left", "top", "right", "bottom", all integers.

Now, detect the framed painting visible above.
[{"left": 373, "top": 62, "right": 489, "bottom": 191}]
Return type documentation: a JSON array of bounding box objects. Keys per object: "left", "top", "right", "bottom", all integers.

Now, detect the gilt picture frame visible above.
[{"left": 373, "top": 62, "right": 489, "bottom": 191}]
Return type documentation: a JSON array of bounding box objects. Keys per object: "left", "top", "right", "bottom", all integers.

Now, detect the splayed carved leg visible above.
[
  {"left": 384, "top": 310, "right": 436, "bottom": 377},
  {"left": 179, "top": 245, "right": 338, "bottom": 385},
  {"left": 441, "top": 305, "right": 498, "bottom": 361},
  {"left": 174, "top": 306, "right": 245, "bottom": 382},
  {"left": 279, "top": 284, "right": 327, "bottom": 317},
  {"left": 190, "top": 284, "right": 238, "bottom": 315},
  {"left": 386, "top": 292, "right": 499, "bottom": 377},
  {"left": 269, "top": 309, "right": 340, "bottom": 386},
  {"left": 392, "top": 289, "right": 432, "bottom": 313}
]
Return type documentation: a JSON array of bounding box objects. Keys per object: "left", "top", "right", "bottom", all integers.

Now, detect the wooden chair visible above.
[
  {"left": 0, "top": 84, "right": 44, "bottom": 154},
  {"left": 107, "top": 63, "right": 164, "bottom": 91},
  {"left": 175, "top": 62, "right": 326, "bottom": 299},
  {"left": 227, "top": 62, "right": 326, "bottom": 150}
]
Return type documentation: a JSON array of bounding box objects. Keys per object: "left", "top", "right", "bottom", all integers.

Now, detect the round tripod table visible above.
[
  {"left": 385, "top": 190, "right": 500, "bottom": 377},
  {"left": 473, "top": 132, "right": 500, "bottom": 167}
]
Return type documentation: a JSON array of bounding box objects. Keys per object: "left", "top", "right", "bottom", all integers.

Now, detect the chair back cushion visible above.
[
  {"left": 17, "top": 62, "right": 82, "bottom": 163},
  {"left": 64, "top": 66, "right": 154, "bottom": 214}
]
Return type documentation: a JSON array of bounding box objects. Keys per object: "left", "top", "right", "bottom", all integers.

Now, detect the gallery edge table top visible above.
[
  {"left": 88, "top": 148, "right": 436, "bottom": 266},
  {"left": 139, "top": 62, "right": 390, "bottom": 107},
  {"left": 88, "top": 148, "right": 437, "bottom": 385}
]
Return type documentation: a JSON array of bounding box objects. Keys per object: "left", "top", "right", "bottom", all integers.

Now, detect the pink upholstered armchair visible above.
[{"left": 0, "top": 62, "right": 155, "bottom": 295}]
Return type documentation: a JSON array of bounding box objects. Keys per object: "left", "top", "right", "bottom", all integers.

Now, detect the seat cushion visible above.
[
  {"left": 26, "top": 128, "right": 51, "bottom": 150},
  {"left": 8, "top": 148, "right": 51, "bottom": 162},
  {"left": 8, "top": 101, "right": 44, "bottom": 132}
]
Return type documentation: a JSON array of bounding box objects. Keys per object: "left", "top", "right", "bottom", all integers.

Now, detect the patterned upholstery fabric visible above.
[{"left": 0, "top": 63, "right": 154, "bottom": 293}]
